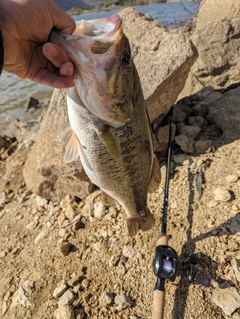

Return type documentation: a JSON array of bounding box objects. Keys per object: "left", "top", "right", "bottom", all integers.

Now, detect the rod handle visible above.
[
  {"left": 152, "top": 289, "right": 165, "bottom": 319},
  {"left": 156, "top": 234, "right": 168, "bottom": 246}
]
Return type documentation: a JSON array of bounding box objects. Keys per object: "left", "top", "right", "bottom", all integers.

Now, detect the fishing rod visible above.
[{"left": 152, "top": 107, "right": 210, "bottom": 319}]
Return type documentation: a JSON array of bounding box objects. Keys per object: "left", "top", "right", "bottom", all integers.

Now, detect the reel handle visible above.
[{"left": 152, "top": 234, "right": 168, "bottom": 319}]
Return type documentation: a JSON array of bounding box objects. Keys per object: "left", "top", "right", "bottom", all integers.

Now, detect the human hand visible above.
[{"left": 0, "top": 0, "right": 76, "bottom": 88}]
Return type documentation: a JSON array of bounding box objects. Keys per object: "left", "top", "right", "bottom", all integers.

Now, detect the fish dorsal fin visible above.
[{"left": 61, "top": 127, "right": 92, "bottom": 170}]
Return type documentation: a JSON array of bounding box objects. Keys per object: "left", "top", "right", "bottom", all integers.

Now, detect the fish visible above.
[{"left": 50, "top": 14, "right": 161, "bottom": 237}]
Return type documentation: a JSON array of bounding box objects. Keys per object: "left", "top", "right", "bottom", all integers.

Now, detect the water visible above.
[{"left": 0, "top": 1, "right": 200, "bottom": 131}]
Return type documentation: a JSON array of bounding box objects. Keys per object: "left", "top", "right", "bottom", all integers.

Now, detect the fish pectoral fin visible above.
[
  {"left": 148, "top": 155, "right": 161, "bottom": 193},
  {"left": 126, "top": 208, "right": 155, "bottom": 237},
  {"left": 61, "top": 127, "right": 92, "bottom": 170},
  {"left": 101, "top": 190, "right": 117, "bottom": 207},
  {"left": 94, "top": 123, "right": 120, "bottom": 161}
]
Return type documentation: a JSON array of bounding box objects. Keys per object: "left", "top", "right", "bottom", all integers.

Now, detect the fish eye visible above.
[{"left": 121, "top": 51, "right": 131, "bottom": 66}]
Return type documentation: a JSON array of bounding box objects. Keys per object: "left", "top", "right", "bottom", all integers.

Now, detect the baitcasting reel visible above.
[{"left": 152, "top": 244, "right": 210, "bottom": 289}]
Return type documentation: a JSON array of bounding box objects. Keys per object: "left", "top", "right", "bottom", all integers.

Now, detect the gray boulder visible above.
[
  {"left": 179, "top": 0, "right": 240, "bottom": 98},
  {"left": 207, "top": 86, "right": 240, "bottom": 139},
  {"left": 23, "top": 89, "right": 93, "bottom": 201},
  {"left": 119, "top": 7, "right": 198, "bottom": 122}
]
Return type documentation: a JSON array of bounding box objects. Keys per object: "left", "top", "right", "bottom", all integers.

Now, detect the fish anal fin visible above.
[
  {"left": 126, "top": 208, "right": 155, "bottom": 237},
  {"left": 101, "top": 190, "right": 117, "bottom": 207}
]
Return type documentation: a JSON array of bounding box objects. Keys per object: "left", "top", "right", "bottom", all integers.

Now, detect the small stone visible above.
[
  {"left": 75, "top": 308, "right": 85, "bottom": 319},
  {"left": 237, "top": 170, "right": 240, "bottom": 177},
  {"left": 211, "top": 286, "right": 240, "bottom": 316},
  {"left": 93, "top": 201, "right": 106, "bottom": 218},
  {"left": 109, "top": 254, "right": 120, "bottom": 268},
  {"left": 226, "top": 174, "right": 238, "bottom": 183},
  {"left": 188, "top": 116, "right": 205, "bottom": 127},
  {"left": 58, "top": 290, "right": 75, "bottom": 307},
  {"left": 26, "top": 220, "right": 39, "bottom": 229},
  {"left": 232, "top": 310, "right": 240, "bottom": 319},
  {"left": 229, "top": 219, "right": 240, "bottom": 234},
  {"left": 213, "top": 187, "right": 231, "bottom": 202},
  {"left": 173, "top": 154, "right": 193, "bottom": 165},
  {"left": 35, "top": 195, "right": 48, "bottom": 207},
  {"left": 99, "top": 292, "right": 114, "bottom": 307},
  {"left": 0, "top": 251, "right": 7, "bottom": 258},
  {"left": 54, "top": 305, "right": 74, "bottom": 319},
  {"left": 177, "top": 123, "right": 201, "bottom": 139},
  {"left": 114, "top": 294, "right": 132, "bottom": 308},
  {"left": 122, "top": 246, "right": 134, "bottom": 259},
  {"left": 59, "top": 241, "right": 71, "bottom": 257},
  {"left": 65, "top": 202, "right": 77, "bottom": 220},
  {"left": 53, "top": 280, "right": 69, "bottom": 298},
  {"left": 11, "top": 286, "right": 31, "bottom": 308},
  {"left": 34, "top": 229, "right": 49, "bottom": 245},
  {"left": 195, "top": 141, "right": 211, "bottom": 153},
  {"left": 2, "top": 301, "right": 7, "bottom": 315},
  {"left": 174, "top": 134, "right": 195, "bottom": 153},
  {"left": 0, "top": 192, "right": 6, "bottom": 207},
  {"left": 82, "top": 279, "right": 90, "bottom": 289}
]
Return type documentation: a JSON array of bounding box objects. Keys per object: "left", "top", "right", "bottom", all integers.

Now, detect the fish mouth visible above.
[{"left": 50, "top": 15, "right": 131, "bottom": 127}]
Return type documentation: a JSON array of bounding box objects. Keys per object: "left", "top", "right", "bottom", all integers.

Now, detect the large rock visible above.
[
  {"left": 179, "top": 0, "right": 240, "bottom": 98},
  {"left": 119, "top": 7, "right": 198, "bottom": 122},
  {"left": 23, "top": 89, "right": 93, "bottom": 201},
  {"left": 207, "top": 86, "right": 240, "bottom": 140},
  {"left": 196, "top": 0, "right": 240, "bottom": 31},
  {"left": 24, "top": 8, "right": 198, "bottom": 200}
]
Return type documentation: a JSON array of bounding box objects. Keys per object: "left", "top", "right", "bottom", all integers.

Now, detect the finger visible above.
[
  {"left": 59, "top": 61, "right": 74, "bottom": 78},
  {"left": 50, "top": 2, "right": 76, "bottom": 34},
  {"left": 33, "top": 68, "right": 74, "bottom": 88},
  {"left": 43, "top": 43, "right": 71, "bottom": 68}
]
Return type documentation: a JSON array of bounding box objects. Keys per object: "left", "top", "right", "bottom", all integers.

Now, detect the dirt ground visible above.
[{"left": 0, "top": 106, "right": 240, "bottom": 319}]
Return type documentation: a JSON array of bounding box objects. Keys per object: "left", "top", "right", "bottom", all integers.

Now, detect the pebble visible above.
[
  {"left": 11, "top": 286, "right": 31, "bottom": 308},
  {"left": 34, "top": 229, "right": 49, "bottom": 245},
  {"left": 65, "top": 202, "right": 78, "bottom": 220},
  {"left": 122, "top": 246, "right": 134, "bottom": 259},
  {"left": 58, "top": 290, "right": 75, "bottom": 307},
  {"left": 59, "top": 241, "right": 71, "bottom": 257},
  {"left": 54, "top": 305, "right": 74, "bottom": 319},
  {"left": 82, "top": 279, "right": 90, "bottom": 289},
  {"left": 26, "top": 220, "right": 39, "bottom": 229},
  {"left": 75, "top": 308, "right": 85, "bottom": 319},
  {"left": 114, "top": 294, "right": 132, "bottom": 308},
  {"left": 53, "top": 280, "right": 69, "bottom": 298},
  {"left": 211, "top": 286, "right": 240, "bottom": 316},
  {"left": 35, "top": 195, "right": 48, "bottom": 207},
  {"left": 93, "top": 201, "right": 106, "bottom": 218},
  {"left": 213, "top": 187, "right": 231, "bottom": 202},
  {"left": 173, "top": 154, "right": 193, "bottom": 165},
  {"left": 174, "top": 134, "right": 195, "bottom": 153},
  {"left": 188, "top": 115, "right": 205, "bottom": 127},
  {"left": 99, "top": 292, "right": 114, "bottom": 306},
  {"left": 195, "top": 140, "right": 211, "bottom": 153},
  {"left": 226, "top": 174, "right": 238, "bottom": 183},
  {"left": 0, "top": 192, "right": 6, "bottom": 207}
]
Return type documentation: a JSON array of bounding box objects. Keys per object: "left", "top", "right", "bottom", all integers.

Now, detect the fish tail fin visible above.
[{"left": 126, "top": 208, "right": 155, "bottom": 237}]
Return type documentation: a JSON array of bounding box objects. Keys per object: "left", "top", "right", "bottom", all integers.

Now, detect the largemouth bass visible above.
[{"left": 50, "top": 14, "right": 161, "bottom": 237}]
